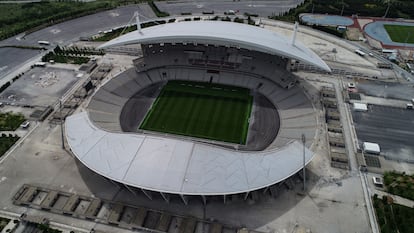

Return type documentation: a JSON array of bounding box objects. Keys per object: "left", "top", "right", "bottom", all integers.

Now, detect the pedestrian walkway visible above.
[
  {"left": 373, "top": 189, "right": 414, "bottom": 208},
  {"left": 0, "top": 130, "right": 26, "bottom": 137},
  {"left": 360, "top": 94, "right": 409, "bottom": 108}
]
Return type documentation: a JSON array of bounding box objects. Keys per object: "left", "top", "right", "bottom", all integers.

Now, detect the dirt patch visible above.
[{"left": 346, "top": 28, "right": 363, "bottom": 41}]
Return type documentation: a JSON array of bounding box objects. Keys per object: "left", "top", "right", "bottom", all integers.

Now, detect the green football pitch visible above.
[
  {"left": 139, "top": 80, "right": 253, "bottom": 144},
  {"left": 384, "top": 24, "right": 414, "bottom": 44}
]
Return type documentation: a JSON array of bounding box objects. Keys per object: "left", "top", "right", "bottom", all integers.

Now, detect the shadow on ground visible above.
[{"left": 75, "top": 158, "right": 320, "bottom": 229}]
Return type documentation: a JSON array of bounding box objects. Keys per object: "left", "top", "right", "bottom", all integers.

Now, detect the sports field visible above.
[
  {"left": 139, "top": 80, "right": 253, "bottom": 144},
  {"left": 384, "top": 24, "right": 414, "bottom": 44}
]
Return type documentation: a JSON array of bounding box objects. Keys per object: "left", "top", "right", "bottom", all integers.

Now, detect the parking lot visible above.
[
  {"left": 352, "top": 104, "right": 414, "bottom": 162},
  {"left": 0, "top": 48, "right": 42, "bottom": 79},
  {"left": 0, "top": 67, "right": 79, "bottom": 107},
  {"left": 156, "top": 0, "right": 303, "bottom": 17},
  {"left": 357, "top": 80, "right": 414, "bottom": 101}
]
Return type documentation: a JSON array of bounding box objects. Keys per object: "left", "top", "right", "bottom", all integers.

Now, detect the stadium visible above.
[{"left": 65, "top": 20, "right": 331, "bottom": 204}]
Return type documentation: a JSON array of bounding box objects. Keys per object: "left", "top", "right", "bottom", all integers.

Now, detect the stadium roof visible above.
[
  {"left": 99, "top": 21, "right": 331, "bottom": 72},
  {"left": 66, "top": 112, "right": 315, "bottom": 196}
]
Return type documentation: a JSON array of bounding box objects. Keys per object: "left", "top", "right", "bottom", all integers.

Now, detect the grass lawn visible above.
[
  {"left": 0, "top": 112, "right": 25, "bottom": 131},
  {"left": 383, "top": 171, "right": 414, "bottom": 201},
  {"left": 0, "top": 217, "right": 10, "bottom": 231},
  {"left": 140, "top": 80, "right": 253, "bottom": 144},
  {"left": 0, "top": 135, "right": 19, "bottom": 157},
  {"left": 384, "top": 24, "right": 414, "bottom": 43},
  {"left": 373, "top": 195, "right": 414, "bottom": 233},
  {"left": 93, "top": 25, "right": 137, "bottom": 42}
]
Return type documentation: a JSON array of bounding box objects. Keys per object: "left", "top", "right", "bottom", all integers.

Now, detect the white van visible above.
[
  {"left": 372, "top": 177, "right": 384, "bottom": 188},
  {"left": 20, "top": 121, "right": 30, "bottom": 129}
]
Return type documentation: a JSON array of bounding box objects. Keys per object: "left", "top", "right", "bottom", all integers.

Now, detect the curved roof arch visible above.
[
  {"left": 66, "top": 112, "right": 315, "bottom": 196},
  {"left": 99, "top": 21, "right": 331, "bottom": 72}
]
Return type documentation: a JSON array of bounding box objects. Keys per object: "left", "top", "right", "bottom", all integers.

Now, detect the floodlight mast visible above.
[
  {"left": 291, "top": 21, "right": 299, "bottom": 46},
  {"left": 135, "top": 11, "right": 142, "bottom": 33},
  {"left": 383, "top": 0, "right": 391, "bottom": 18},
  {"left": 302, "top": 133, "right": 306, "bottom": 191},
  {"left": 60, "top": 99, "right": 65, "bottom": 149}
]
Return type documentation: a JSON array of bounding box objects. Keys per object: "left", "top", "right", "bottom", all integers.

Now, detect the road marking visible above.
[{"left": 0, "top": 121, "right": 39, "bottom": 165}]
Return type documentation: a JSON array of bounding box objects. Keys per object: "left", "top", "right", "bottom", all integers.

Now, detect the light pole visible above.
[
  {"left": 383, "top": 0, "right": 391, "bottom": 18},
  {"left": 405, "top": 32, "right": 412, "bottom": 49},
  {"left": 60, "top": 99, "right": 65, "bottom": 149},
  {"left": 301, "top": 134, "right": 306, "bottom": 191}
]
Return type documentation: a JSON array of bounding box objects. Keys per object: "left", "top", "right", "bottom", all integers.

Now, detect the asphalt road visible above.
[
  {"left": 357, "top": 81, "right": 414, "bottom": 101},
  {"left": 0, "top": 1, "right": 304, "bottom": 80},
  {"left": 156, "top": 0, "right": 303, "bottom": 17},
  {"left": 0, "top": 47, "right": 42, "bottom": 76},
  {"left": 0, "top": 4, "right": 155, "bottom": 79},
  {"left": 352, "top": 105, "right": 414, "bottom": 162},
  {"left": 0, "top": 4, "right": 155, "bottom": 47}
]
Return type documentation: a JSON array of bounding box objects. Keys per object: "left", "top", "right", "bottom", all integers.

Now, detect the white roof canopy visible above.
[
  {"left": 66, "top": 112, "right": 315, "bottom": 196},
  {"left": 353, "top": 103, "right": 368, "bottom": 111},
  {"left": 99, "top": 21, "right": 331, "bottom": 72},
  {"left": 363, "top": 142, "right": 380, "bottom": 154}
]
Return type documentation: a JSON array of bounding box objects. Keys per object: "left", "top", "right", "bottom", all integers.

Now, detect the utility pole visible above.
[
  {"left": 340, "top": 0, "right": 345, "bottom": 16},
  {"left": 60, "top": 99, "right": 65, "bottom": 149},
  {"left": 383, "top": 0, "right": 390, "bottom": 18},
  {"left": 135, "top": 11, "right": 142, "bottom": 33},
  {"left": 291, "top": 22, "right": 299, "bottom": 46},
  {"left": 302, "top": 134, "right": 306, "bottom": 191},
  {"left": 405, "top": 32, "right": 411, "bottom": 49}
]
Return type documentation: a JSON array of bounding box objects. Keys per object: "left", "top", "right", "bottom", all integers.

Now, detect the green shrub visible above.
[
  {"left": 373, "top": 195, "right": 414, "bottom": 233},
  {"left": 310, "top": 25, "right": 345, "bottom": 38},
  {"left": 244, "top": 12, "right": 258, "bottom": 17},
  {"left": 0, "top": 135, "right": 19, "bottom": 157},
  {"left": 210, "top": 16, "right": 219, "bottom": 21},
  {"left": 0, "top": 113, "right": 25, "bottom": 131},
  {"left": 233, "top": 17, "right": 244, "bottom": 23},
  {"left": 0, "top": 82, "right": 11, "bottom": 93},
  {"left": 42, "top": 47, "right": 91, "bottom": 64},
  {"left": 247, "top": 16, "right": 255, "bottom": 25},
  {"left": 383, "top": 171, "right": 414, "bottom": 201}
]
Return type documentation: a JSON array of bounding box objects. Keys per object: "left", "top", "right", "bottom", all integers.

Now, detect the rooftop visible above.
[
  {"left": 66, "top": 112, "right": 315, "bottom": 196},
  {"left": 99, "top": 21, "right": 331, "bottom": 72}
]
